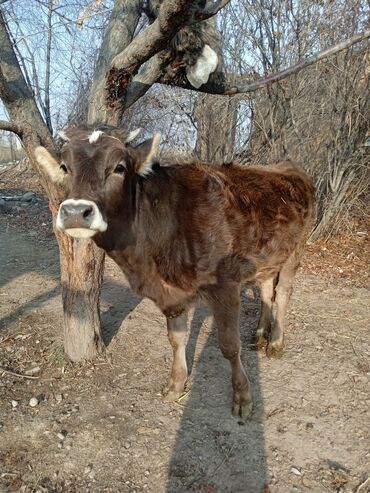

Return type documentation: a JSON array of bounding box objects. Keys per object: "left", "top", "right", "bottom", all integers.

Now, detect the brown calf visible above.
[{"left": 35, "top": 126, "right": 315, "bottom": 420}]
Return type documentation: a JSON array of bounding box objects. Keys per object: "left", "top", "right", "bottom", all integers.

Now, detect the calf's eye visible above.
[
  {"left": 60, "top": 163, "right": 68, "bottom": 173},
  {"left": 114, "top": 163, "right": 126, "bottom": 174}
]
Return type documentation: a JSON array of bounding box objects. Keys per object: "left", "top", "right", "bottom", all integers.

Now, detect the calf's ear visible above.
[
  {"left": 34, "top": 146, "right": 65, "bottom": 184},
  {"left": 134, "top": 133, "right": 161, "bottom": 177}
]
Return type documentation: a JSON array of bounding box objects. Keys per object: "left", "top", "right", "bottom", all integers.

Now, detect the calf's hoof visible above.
[
  {"left": 162, "top": 385, "right": 186, "bottom": 403},
  {"left": 266, "top": 342, "right": 283, "bottom": 359},
  {"left": 253, "top": 334, "right": 268, "bottom": 351},
  {"left": 162, "top": 390, "right": 183, "bottom": 402},
  {"left": 232, "top": 399, "right": 253, "bottom": 422},
  {"left": 232, "top": 389, "right": 253, "bottom": 421}
]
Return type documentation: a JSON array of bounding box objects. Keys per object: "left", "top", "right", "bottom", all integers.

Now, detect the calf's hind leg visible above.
[
  {"left": 205, "top": 283, "right": 252, "bottom": 421},
  {"left": 163, "top": 311, "right": 189, "bottom": 402},
  {"left": 267, "top": 252, "right": 300, "bottom": 358},
  {"left": 255, "top": 277, "right": 275, "bottom": 349}
]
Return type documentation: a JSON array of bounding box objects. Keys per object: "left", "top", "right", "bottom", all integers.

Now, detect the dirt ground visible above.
[{"left": 0, "top": 167, "right": 369, "bottom": 493}]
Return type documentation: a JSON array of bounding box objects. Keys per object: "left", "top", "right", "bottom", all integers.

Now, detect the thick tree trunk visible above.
[
  {"left": 0, "top": 10, "right": 105, "bottom": 361},
  {"left": 88, "top": 0, "right": 142, "bottom": 125},
  {"left": 56, "top": 229, "right": 105, "bottom": 361}
]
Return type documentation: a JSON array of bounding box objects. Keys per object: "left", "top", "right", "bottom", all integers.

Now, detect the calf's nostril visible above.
[{"left": 83, "top": 206, "right": 93, "bottom": 219}]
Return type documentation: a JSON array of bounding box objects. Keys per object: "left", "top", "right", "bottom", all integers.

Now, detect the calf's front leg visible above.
[
  {"left": 205, "top": 284, "right": 253, "bottom": 421},
  {"left": 163, "top": 311, "right": 189, "bottom": 402}
]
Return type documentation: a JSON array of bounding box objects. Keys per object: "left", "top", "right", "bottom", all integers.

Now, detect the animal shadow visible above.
[{"left": 166, "top": 288, "right": 267, "bottom": 492}]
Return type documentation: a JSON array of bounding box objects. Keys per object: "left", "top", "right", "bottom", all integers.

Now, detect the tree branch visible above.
[
  {"left": 225, "top": 29, "right": 370, "bottom": 95},
  {"left": 0, "top": 9, "right": 60, "bottom": 201},
  {"left": 163, "top": 28, "right": 370, "bottom": 96},
  {"left": 106, "top": 0, "right": 200, "bottom": 109},
  {"left": 196, "top": 0, "right": 231, "bottom": 21},
  {"left": 119, "top": 0, "right": 231, "bottom": 111},
  {"left": 0, "top": 119, "right": 22, "bottom": 134},
  {"left": 121, "top": 52, "right": 165, "bottom": 111},
  {"left": 116, "top": 23, "right": 370, "bottom": 111}
]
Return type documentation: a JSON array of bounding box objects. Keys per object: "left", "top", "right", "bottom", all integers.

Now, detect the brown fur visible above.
[{"left": 55, "top": 126, "right": 315, "bottom": 419}]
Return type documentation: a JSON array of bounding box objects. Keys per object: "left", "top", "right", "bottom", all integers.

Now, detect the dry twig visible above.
[
  {"left": 0, "top": 366, "right": 40, "bottom": 380},
  {"left": 356, "top": 477, "right": 370, "bottom": 493}
]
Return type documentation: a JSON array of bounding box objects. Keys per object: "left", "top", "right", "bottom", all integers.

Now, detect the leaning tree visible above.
[{"left": 0, "top": 0, "right": 368, "bottom": 361}]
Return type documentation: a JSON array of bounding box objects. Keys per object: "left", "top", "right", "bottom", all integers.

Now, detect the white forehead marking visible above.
[{"left": 89, "top": 130, "right": 104, "bottom": 144}]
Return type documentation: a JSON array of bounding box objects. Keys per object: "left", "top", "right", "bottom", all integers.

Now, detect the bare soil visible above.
[{"left": 0, "top": 165, "right": 369, "bottom": 493}]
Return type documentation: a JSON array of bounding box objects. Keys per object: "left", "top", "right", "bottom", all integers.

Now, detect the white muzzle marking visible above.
[
  {"left": 64, "top": 227, "right": 97, "bottom": 239},
  {"left": 57, "top": 199, "right": 108, "bottom": 239}
]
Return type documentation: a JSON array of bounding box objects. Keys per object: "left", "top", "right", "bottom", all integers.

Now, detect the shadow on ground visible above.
[
  {"left": 0, "top": 227, "right": 141, "bottom": 343},
  {"left": 165, "top": 290, "right": 267, "bottom": 493}
]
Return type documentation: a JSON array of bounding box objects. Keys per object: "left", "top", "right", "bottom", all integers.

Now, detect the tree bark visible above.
[
  {"left": 56, "top": 229, "right": 105, "bottom": 360},
  {"left": 0, "top": 9, "right": 105, "bottom": 361}
]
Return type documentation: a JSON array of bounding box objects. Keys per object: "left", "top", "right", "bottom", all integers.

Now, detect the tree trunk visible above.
[
  {"left": 88, "top": 0, "right": 142, "bottom": 125},
  {"left": 0, "top": 10, "right": 105, "bottom": 361},
  {"left": 56, "top": 229, "right": 105, "bottom": 361},
  {"left": 195, "top": 93, "right": 238, "bottom": 162}
]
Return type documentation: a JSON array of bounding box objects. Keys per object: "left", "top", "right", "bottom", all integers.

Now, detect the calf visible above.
[{"left": 35, "top": 126, "right": 315, "bottom": 420}]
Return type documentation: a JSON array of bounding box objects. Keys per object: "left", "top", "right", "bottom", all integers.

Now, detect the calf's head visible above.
[{"left": 34, "top": 126, "right": 160, "bottom": 239}]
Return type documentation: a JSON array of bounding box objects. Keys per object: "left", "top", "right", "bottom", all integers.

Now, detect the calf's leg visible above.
[
  {"left": 163, "top": 311, "right": 189, "bottom": 402},
  {"left": 255, "top": 277, "right": 275, "bottom": 349},
  {"left": 267, "top": 253, "right": 299, "bottom": 358},
  {"left": 205, "top": 284, "right": 252, "bottom": 420}
]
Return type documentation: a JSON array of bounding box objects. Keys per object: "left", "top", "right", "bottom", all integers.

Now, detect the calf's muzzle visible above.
[{"left": 57, "top": 199, "right": 107, "bottom": 238}]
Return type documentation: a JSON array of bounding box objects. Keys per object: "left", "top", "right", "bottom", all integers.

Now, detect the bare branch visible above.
[
  {"left": 157, "top": 29, "right": 370, "bottom": 97},
  {"left": 115, "top": 20, "right": 369, "bottom": 111},
  {"left": 226, "top": 29, "right": 370, "bottom": 95},
  {"left": 0, "top": 119, "right": 22, "bottom": 134},
  {"left": 0, "top": 10, "right": 59, "bottom": 200},
  {"left": 44, "top": 0, "right": 53, "bottom": 134},
  {"left": 196, "top": 0, "right": 231, "bottom": 21}
]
